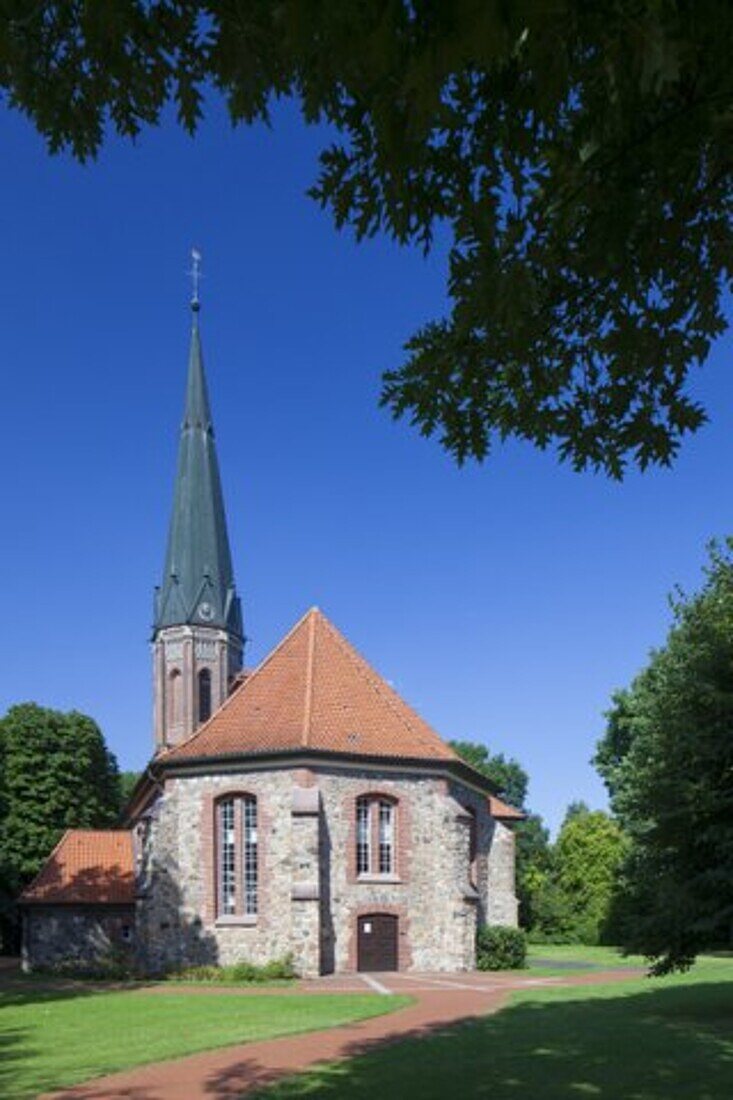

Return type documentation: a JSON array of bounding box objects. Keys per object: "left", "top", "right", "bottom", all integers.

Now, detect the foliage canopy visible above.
[
  {"left": 2, "top": 2, "right": 731, "bottom": 475},
  {"left": 551, "top": 804, "right": 627, "bottom": 945},
  {"left": 595, "top": 543, "right": 733, "bottom": 972},
  {"left": 0, "top": 703, "right": 121, "bottom": 893},
  {"left": 526, "top": 803, "right": 626, "bottom": 945},
  {"left": 449, "top": 738, "right": 528, "bottom": 808}
]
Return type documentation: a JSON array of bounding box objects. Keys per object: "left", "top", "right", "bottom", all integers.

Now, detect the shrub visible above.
[
  {"left": 476, "top": 925, "right": 527, "bottom": 970},
  {"left": 168, "top": 954, "right": 296, "bottom": 983}
]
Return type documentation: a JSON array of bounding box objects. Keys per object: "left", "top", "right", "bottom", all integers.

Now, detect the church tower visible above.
[{"left": 153, "top": 272, "right": 243, "bottom": 751}]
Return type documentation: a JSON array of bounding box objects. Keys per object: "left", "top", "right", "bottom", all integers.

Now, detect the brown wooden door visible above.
[{"left": 357, "top": 913, "right": 398, "bottom": 971}]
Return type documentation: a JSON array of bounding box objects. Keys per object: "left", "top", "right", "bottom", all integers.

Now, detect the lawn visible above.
[
  {"left": 0, "top": 982, "right": 410, "bottom": 1099},
  {"left": 253, "top": 957, "right": 733, "bottom": 1099},
  {"left": 526, "top": 942, "right": 649, "bottom": 976}
]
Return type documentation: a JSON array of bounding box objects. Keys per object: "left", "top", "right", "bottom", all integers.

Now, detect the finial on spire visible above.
[{"left": 189, "top": 247, "right": 202, "bottom": 312}]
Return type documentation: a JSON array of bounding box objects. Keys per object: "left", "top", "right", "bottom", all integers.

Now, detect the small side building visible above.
[{"left": 20, "top": 831, "right": 136, "bottom": 971}]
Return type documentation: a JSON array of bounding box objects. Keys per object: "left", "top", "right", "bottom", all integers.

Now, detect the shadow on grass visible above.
[
  {"left": 0, "top": 968, "right": 159, "bottom": 1009},
  {"left": 248, "top": 982, "right": 733, "bottom": 1100},
  {"left": 0, "top": 977, "right": 112, "bottom": 1009},
  {"left": 0, "top": 1027, "right": 36, "bottom": 1100},
  {"left": 0, "top": 974, "right": 128, "bottom": 1099}
]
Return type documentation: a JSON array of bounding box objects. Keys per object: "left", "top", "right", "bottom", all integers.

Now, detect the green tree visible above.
[
  {"left": 552, "top": 805, "right": 627, "bottom": 945},
  {"left": 563, "top": 800, "right": 591, "bottom": 823},
  {"left": 527, "top": 805, "right": 626, "bottom": 944},
  {"left": 514, "top": 812, "right": 552, "bottom": 932},
  {"left": 2, "top": 3, "right": 731, "bottom": 475},
  {"left": 450, "top": 739, "right": 528, "bottom": 808},
  {"left": 528, "top": 873, "right": 576, "bottom": 943},
  {"left": 0, "top": 703, "right": 121, "bottom": 894},
  {"left": 595, "top": 542, "right": 733, "bottom": 972},
  {"left": 119, "top": 770, "right": 141, "bottom": 810}
]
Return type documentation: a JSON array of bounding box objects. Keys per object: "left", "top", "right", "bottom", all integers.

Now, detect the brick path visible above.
[{"left": 45, "top": 969, "right": 641, "bottom": 1100}]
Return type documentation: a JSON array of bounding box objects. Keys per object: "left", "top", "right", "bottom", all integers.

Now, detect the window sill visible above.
[
  {"left": 215, "top": 915, "right": 257, "bottom": 927},
  {"left": 356, "top": 874, "right": 403, "bottom": 885}
]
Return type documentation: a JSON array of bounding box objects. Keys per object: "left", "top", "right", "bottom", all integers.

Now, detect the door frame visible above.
[{"left": 350, "top": 905, "right": 410, "bottom": 972}]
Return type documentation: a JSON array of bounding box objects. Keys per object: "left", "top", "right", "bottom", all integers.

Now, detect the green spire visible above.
[{"left": 154, "top": 306, "right": 243, "bottom": 639}]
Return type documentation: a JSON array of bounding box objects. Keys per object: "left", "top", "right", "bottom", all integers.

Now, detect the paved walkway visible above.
[{"left": 46, "top": 968, "right": 641, "bottom": 1100}]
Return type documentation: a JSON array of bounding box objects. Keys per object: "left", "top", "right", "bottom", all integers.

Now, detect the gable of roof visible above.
[
  {"left": 162, "top": 607, "right": 458, "bottom": 765},
  {"left": 19, "top": 830, "right": 135, "bottom": 905}
]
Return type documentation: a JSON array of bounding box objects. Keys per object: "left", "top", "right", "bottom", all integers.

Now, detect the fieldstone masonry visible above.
[
  {"left": 134, "top": 763, "right": 519, "bottom": 976},
  {"left": 487, "top": 819, "right": 519, "bottom": 925},
  {"left": 22, "top": 905, "right": 135, "bottom": 971}
]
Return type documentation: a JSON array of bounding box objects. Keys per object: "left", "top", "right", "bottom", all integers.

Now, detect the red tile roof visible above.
[
  {"left": 488, "top": 795, "right": 525, "bottom": 821},
  {"left": 20, "top": 830, "right": 135, "bottom": 905},
  {"left": 163, "top": 607, "right": 458, "bottom": 765}
]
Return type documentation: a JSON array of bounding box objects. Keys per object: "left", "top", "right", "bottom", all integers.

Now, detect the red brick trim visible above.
[
  {"left": 344, "top": 787, "right": 412, "bottom": 885},
  {"left": 347, "top": 903, "right": 412, "bottom": 972},
  {"left": 201, "top": 792, "right": 215, "bottom": 926},
  {"left": 201, "top": 786, "right": 269, "bottom": 930}
]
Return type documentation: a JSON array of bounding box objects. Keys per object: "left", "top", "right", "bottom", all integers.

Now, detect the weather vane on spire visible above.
[{"left": 189, "top": 247, "right": 203, "bottom": 311}]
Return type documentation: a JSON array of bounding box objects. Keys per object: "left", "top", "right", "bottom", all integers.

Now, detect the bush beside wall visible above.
[
  {"left": 476, "top": 925, "right": 527, "bottom": 970},
  {"left": 167, "top": 955, "right": 296, "bottom": 983}
]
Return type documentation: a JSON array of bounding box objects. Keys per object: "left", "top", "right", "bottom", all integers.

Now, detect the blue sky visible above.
[{"left": 1, "top": 97, "right": 731, "bottom": 834}]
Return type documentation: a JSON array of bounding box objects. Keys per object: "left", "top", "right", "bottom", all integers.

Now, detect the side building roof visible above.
[{"left": 19, "top": 830, "right": 135, "bottom": 906}]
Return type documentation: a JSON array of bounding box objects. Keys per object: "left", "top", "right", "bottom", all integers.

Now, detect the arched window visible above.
[
  {"left": 356, "top": 795, "right": 396, "bottom": 877},
  {"left": 216, "top": 795, "right": 258, "bottom": 917},
  {"left": 168, "top": 669, "right": 182, "bottom": 726},
  {"left": 198, "top": 668, "right": 212, "bottom": 723}
]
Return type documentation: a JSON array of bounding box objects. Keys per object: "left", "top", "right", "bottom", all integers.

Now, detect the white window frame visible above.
[
  {"left": 356, "top": 795, "right": 397, "bottom": 878},
  {"left": 216, "top": 794, "right": 258, "bottom": 918}
]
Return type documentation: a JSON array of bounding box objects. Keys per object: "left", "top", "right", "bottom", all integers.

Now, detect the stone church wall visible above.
[
  {"left": 486, "top": 819, "right": 519, "bottom": 925},
  {"left": 135, "top": 771, "right": 295, "bottom": 975},
  {"left": 135, "top": 763, "right": 519, "bottom": 977},
  {"left": 317, "top": 768, "right": 480, "bottom": 972}
]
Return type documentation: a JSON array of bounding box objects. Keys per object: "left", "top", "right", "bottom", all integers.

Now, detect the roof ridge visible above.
[
  {"left": 67, "top": 828, "right": 130, "bottom": 836},
  {"left": 160, "top": 607, "right": 318, "bottom": 761},
  {"left": 318, "top": 613, "right": 455, "bottom": 757},
  {"left": 19, "top": 829, "right": 72, "bottom": 900},
  {"left": 302, "top": 609, "right": 317, "bottom": 747},
  {"left": 159, "top": 607, "right": 459, "bottom": 766}
]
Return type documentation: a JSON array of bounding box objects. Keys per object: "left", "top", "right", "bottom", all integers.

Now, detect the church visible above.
[{"left": 20, "top": 291, "right": 521, "bottom": 976}]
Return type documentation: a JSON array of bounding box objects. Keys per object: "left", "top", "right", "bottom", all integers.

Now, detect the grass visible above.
[
  {"left": 252, "top": 957, "right": 733, "bottom": 1099},
  {"left": 0, "top": 982, "right": 410, "bottom": 1099},
  {"left": 525, "top": 942, "right": 649, "bottom": 976}
]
